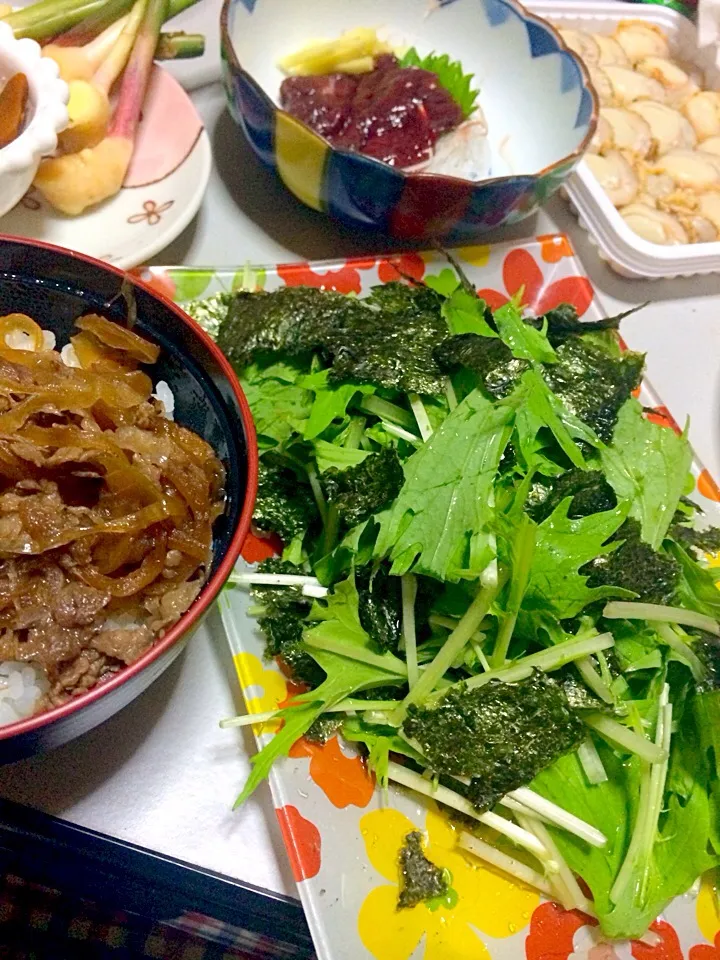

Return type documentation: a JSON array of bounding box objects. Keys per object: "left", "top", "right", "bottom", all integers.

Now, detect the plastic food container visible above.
[{"left": 527, "top": 0, "right": 720, "bottom": 278}]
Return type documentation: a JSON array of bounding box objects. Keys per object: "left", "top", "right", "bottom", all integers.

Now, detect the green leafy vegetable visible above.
[
  {"left": 441, "top": 288, "right": 497, "bottom": 338},
  {"left": 399, "top": 47, "right": 479, "bottom": 117},
  {"left": 493, "top": 297, "right": 557, "bottom": 364},
  {"left": 374, "top": 389, "right": 515, "bottom": 581},
  {"left": 521, "top": 498, "right": 631, "bottom": 620},
  {"left": 601, "top": 399, "right": 692, "bottom": 549}
]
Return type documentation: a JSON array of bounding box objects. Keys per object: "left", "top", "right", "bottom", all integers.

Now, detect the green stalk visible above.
[
  {"left": 408, "top": 393, "right": 433, "bottom": 441},
  {"left": 459, "top": 833, "right": 554, "bottom": 897},
  {"left": 462, "top": 632, "right": 615, "bottom": 695},
  {"left": 584, "top": 714, "right": 666, "bottom": 765},
  {"left": 391, "top": 581, "right": 500, "bottom": 724},
  {"left": 220, "top": 698, "right": 403, "bottom": 728},
  {"left": 344, "top": 416, "right": 366, "bottom": 450},
  {"left": 575, "top": 655, "right": 615, "bottom": 704},
  {"left": 322, "top": 504, "right": 339, "bottom": 556},
  {"left": 577, "top": 737, "right": 609, "bottom": 785},
  {"left": 653, "top": 622, "right": 705, "bottom": 681},
  {"left": 357, "top": 396, "right": 416, "bottom": 431},
  {"left": 610, "top": 685, "right": 671, "bottom": 904},
  {"left": 302, "top": 635, "right": 409, "bottom": 677},
  {"left": 50, "top": 0, "right": 132, "bottom": 45},
  {"left": 491, "top": 514, "right": 535, "bottom": 667},
  {"left": 387, "top": 762, "right": 549, "bottom": 860},
  {"left": 4, "top": 0, "right": 197, "bottom": 42},
  {"left": 156, "top": 30, "right": 205, "bottom": 59},
  {"left": 401, "top": 574, "right": 419, "bottom": 688},
  {"left": 603, "top": 601, "right": 720, "bottom": 637}
]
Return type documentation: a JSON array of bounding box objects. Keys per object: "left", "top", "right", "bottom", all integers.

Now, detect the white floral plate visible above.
[
  {"left": 0, "top": 65, "right": 211, "bottom": 269},
  {"left": 147, "top": 236, "right": 720, "bottom": 960}
]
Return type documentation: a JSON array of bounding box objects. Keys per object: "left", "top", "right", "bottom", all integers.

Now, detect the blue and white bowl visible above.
[{"left": 220, "top": 0, "right": 598, "bottom": 242}]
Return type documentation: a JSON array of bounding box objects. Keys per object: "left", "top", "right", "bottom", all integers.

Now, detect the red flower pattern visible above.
[
  {"left": 377, "top": 253, "right": 425, "bottom": 284},
  {"left": 478, "top": 248, "right": 593, "bottom": 317},
  {"left": 526, "top": 902, "right": 683, "bottom": 960},
  {"left": 275, "top": 805, "right": 321, "bottom": 881},
  {"left": 277, "top": 259, "right": 375, "bottom": 294}
]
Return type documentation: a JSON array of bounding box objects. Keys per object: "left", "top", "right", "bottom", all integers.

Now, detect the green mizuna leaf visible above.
[
  {"left": 522, "top": 498, "right": 632, "bottom": 620},
  {"left": 601, "top": 399, "right": 692, "bottom": 550},
  {"left": 373, "top": 389, "right": 515, "bottom": 582}
]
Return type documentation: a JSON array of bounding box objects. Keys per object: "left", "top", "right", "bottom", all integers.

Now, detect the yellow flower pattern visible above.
[
  {"left": 697, "top": 869, "right": 720, "bottom": 945},
  {"left": 357, "top": 806, "right": 538, "bottom": 960},
  {"left": 233, "top": 651, "right": 288, "bottom": 734}
]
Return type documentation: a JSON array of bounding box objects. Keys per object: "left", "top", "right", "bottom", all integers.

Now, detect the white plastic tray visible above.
[{"left": 528, "top": 0, "right": 720, "bottom": 279}]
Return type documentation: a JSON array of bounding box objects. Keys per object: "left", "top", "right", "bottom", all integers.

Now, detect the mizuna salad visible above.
[{"left": 189, "top": 265, "right": 720, "bottom": 940}]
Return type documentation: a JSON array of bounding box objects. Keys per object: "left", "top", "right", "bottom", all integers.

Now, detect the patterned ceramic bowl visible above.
[
  {"left": 0, "top": 236, "right": 257, "bottom": 762},
  {"left": 220, "top": 0, "right": 598, "bottom": 242}
]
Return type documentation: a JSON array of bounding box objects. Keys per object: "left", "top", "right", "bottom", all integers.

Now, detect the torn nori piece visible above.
[
  {"left": 544, "top": 338, "right": 644, "bottom": 443},
  {"left": 583, "top": 518, "right": 681, "bottom": 605},
  {"left": 434, "top": 334, "right": 528, "bottom": 400},
  {"left": 252, "top": 560, "right": 324, "bottom": 689},
  {"left": 403, "top": 672, "right": 584, "bottom": 812},
  {"left": 254, "top": 460, "right": 320, "bottom": 545},
  {"left": 323, "top": 448, "right": 404, "bottom": 530},
  {"left": 328, "top": 283, "right": 447, "bottom": 394},
  {"left": 671, "top": 523, "right": 720, "bottom": 555},
  {"left": 356, "top": 565, "right": 403, "bottom": 654},
  {"left": 526, "top": 469, "right": 617, "bottom": 524},
  {"left": 218, "top": 283, "right": 448, "bottom": 394},
  {"left": 397, "top": 831, "right": 449, "bottom": 909},
  {"left": 305, "top": 715, "right": 342, "bottom": 744},
  {"left": 528, "top": 303, "right": 647, "bottom": 347}
]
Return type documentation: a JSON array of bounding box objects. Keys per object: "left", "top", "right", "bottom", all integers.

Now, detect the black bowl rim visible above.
[
  {"left": 219, "top": 0, "right": 599, "bottom": 189},
  {"left": 0, "top": 234, "right": 258, "bottom": 742}
]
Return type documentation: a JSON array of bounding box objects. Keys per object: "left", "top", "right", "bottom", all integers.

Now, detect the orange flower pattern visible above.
[{"left": 289, "top": 735, "right": 374, "bottom": 809}]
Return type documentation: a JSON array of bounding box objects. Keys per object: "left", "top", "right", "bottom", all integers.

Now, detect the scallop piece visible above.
[
  {"left": 629, "top": 101, "right": 696, "bottom": 155},
  {"left": 589, "top": 113, "right": 613, "bottom": 154},
  {"left": 614, "top": 21, "right": 670, "bottom": 63},
  {"left": 635, "top": 57, "right": 698, "bottom": 107},
  {"left": 698, "top": 192, "right": 720, "bottom": 231},
  {"left": 601, "top": 107, "right": 652, "bottom": 158},
  {"left": 679, "top": 213, "right": 717, "bottom": 242},
  {"left": 604, "top": 66, "right": 666, "bottom": 106},
  {"left": 587, "top": 65, "right": 614, "bottom": 106},
  {"left": 620, "top": 202, "right": 688, "bottom": 243},
  {"left": 586, "top": 150, "right": 639, "bottom": 206},
  {"left": 641, "top": 171, "right": 676, "bottom": 201},
  {"left": 682, "top": 91, "right": 720, "bottom": 141},
  {"left": 559, "top": 29, "right": 600, "bottom": 66},
  {"left": 654, "top": 148, "right": 720, "bottom": 190},
  {"left": 700, "top": 136, "right": 720, "bottom": 157},
  {"left": 595, "top": 33, "right": 631, "bottom": 67}
]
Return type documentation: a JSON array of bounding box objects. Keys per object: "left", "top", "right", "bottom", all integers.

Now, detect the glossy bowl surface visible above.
[
  {"left": 0, "top": 23, "right": 68, "bottom": 218},
  {"left": 0, "top": 236, "right": 257, "bottom": 762},
  {"left": 220, "top": 0, "right": 597, "bottom": 242}
]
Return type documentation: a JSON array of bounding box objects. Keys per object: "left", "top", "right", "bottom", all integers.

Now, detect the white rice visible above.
[
  {"left": 0, "top": 662, "right": 47, "bottom": 726},
  {"left": 1, "top": 324, "right": 176, "bottom": 726}
]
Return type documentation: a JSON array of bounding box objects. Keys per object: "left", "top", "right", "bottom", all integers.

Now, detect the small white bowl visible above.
[{"left": 0, "top": 22, "right": 68, "bottom": 219}]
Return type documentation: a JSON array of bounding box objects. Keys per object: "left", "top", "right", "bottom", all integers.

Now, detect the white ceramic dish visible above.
[
  {"left": 0, "top": 22, "right": 68, "bottom": 219},
  {"left": 0, "top": 65, "right": 211, "bottom": 269},
  {"left": 527, "top": 0, "right": 720, "bottom": 279}
]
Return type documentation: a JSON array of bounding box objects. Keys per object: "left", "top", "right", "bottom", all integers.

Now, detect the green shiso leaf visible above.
[{"left": 399, "top": 47, "right": 479, "bottom": 117}]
